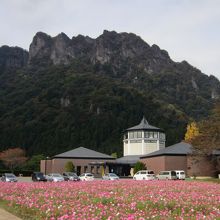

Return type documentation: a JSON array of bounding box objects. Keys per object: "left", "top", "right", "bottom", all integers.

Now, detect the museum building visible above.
[{"left": 41, "top": 117, "right": 220, "bottom": 177}]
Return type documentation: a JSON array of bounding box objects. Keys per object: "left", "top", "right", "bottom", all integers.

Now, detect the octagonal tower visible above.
[{"left": 123, "top": 117, "right": 165, "bottom": 156}]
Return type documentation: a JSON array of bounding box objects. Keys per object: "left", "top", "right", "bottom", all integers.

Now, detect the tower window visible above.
[
  {"left": 137, "top": 131, "right": 142, "bottom": 138},
  {"left": 149, "top": 132, "right": 153, "bottom": 138},
  {"left": 144, "top": 132, "right": 149, "bottom": 138},
  {"left": 153, "top": 132, "right": 158, "bottom": 138},
  {"left": 129, "top": 132, "right": 134, "bottom": 139},
  {"left": 159, "top": 133, "right": 165, "bottom": 140}
]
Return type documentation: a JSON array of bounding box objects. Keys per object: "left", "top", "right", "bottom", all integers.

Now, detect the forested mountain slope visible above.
[{"left": 0, "top": 30, "right": 219, "bottom": 156}]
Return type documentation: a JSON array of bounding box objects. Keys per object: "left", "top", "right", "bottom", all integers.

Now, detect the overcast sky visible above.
[{"left": 1, "top": 0, "right": 220, "bottom": 80}]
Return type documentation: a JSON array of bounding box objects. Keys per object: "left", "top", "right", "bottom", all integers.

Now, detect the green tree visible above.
[
  {"left": 189, "top": 103, "right": 220, "bottom": 154},
  {"left": 23, "top": 154, "right": 45, "bottom": 171},
  {"left": 111, "top": 152, "right": 117, "bottom": 158},
  {"left": 133, "top": 161, "right": 147, "bottom": 174},
  {"left": 65, "top": 161, "right": 75, "bottom": 172},
  {"left": 187, "top": 103, "right": 220, "bottom": 174}
]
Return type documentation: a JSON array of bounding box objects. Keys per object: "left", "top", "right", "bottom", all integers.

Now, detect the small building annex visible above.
[
  {"left": 140, "top": 141, "right": 220, "bottom": 177},
  {"left": 41, "top": 147, "right": 115, "bottom": 176}
]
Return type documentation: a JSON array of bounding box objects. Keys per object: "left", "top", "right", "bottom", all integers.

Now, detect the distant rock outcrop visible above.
[
  {"left": 0, "top": 46, "right": 28, "bottom": 72},
  {"left": 1, "top": 30, "right": 220, "bottom": 103},
  {"left": 28, "top": 30, "right": 172, "bottom": 73}
]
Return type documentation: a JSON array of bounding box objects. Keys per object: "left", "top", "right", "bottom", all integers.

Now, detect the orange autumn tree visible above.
[
  {"left": 188, "top": 103, "right": 220, "bottom": 155},
  {"left": 185, "top": 103, "right": 220, "bottom": 174},
  {"left": 0, "top": 148, "right": 27, "bottom": 171}
]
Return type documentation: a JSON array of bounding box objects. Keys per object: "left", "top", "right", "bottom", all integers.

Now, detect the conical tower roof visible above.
[{"left": 126, "top": 116, "right": 163, "bottom": 132}]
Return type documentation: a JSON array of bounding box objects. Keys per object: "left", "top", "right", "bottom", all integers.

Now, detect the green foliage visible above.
[
  {"left": 65, "top": 161, "right": 75, "bottom": 172},
  {"left": 134, "top": 161, "right": 147, "bottom": 174},
  {"left": 22, "top": 154, "right": 45, "bottom": 171},
  {"left": 190, "top": 102, "right": 220, "bottom": 154},
  {"left": 111, "top": 152, "right": 117, "bottom": 158},
  {"left": 0, "top": 56, "right": 218, "bottom": 157},
  {"left": 186, "top": 103, "right": 220, "bottom": 175}
]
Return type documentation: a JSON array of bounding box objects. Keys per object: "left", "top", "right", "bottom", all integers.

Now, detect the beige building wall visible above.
[
  {"left": 41, "top": 160, "right": 52, "bottom": 175},
  {"left": 124, "top": 141, "right": 159, "bottom": 156},
  {"left": 123, "top": 143, "right": 129, "bottom": 156},
  {"left": 159, "top": 141, "right": 165, "bottom": 150},
  {"left": 129, "top": 143, "right": 142, "bottom": 155},
  {"left": 143, "top": 142, "right": 158, "bottom": 154}
]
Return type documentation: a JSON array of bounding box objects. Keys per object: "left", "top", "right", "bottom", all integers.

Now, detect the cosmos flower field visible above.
[{"left": 0, "top": 180, "right": 220, "bottom": 219}]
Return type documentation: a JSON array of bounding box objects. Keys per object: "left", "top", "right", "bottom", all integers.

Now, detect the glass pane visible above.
[
  {"left": 137, "top": 131, "right": 142, "bottom": 138},
  {"left": 144, "top": 132, "right": 149, "bottom": 138}
]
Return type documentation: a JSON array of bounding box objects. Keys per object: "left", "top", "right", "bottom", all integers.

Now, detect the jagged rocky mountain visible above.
[
  {"left": 28, "top": 30, "right": 171, "bottom": 71},
  {"left": 0, "top": 30, "right": 219, "bottom": 156}
]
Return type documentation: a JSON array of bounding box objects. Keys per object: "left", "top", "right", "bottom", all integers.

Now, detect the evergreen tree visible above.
[
  {"left": 65, "top": 161, "right": 75, "bottom": 172},
  {"left": 134, "top": 161, "right": 146, "bottom": 174}
]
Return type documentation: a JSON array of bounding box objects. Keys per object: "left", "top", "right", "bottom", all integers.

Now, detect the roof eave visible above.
[
  {"left": 140, "top": 153, "right": 189, "bottom": 158},
  {"left": 125, "top": 128, "right": 164, "bottom": 132},
  {"left": 52, "top": 156, "right": 116, "bottom": 160}
]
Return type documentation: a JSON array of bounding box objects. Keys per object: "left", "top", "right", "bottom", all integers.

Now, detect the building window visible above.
[
  {"left": 96, "top": 166, "right": 100, "bottom": 174},
  {"left": 145, "top": 140, "right": 157, "bottom": 143},
  {"left": 144, "top": 132, "right": 149, "bottom": 138},
  {"left": 144, "top": 131, "right": 158, "bottom": 138},
  {"left": 137, "top": 131, "right": 142, "bottom": 138},
  {"left": 133, "top": 132, "right": 137, "bottom": 138},
  {"left": 76, "top": 166, "right": 81, "bottom": 176},
  {"left": 149, "top": 132, "right": 153, "bottom": 138},
  {"left": 129, "top": 132, "right": 134, "bottom": 139},
  {"left": 91, "top": 166, "right": 94, "bottom": 173},
  {"left": 159, "top": 133, "right": 165, "bottom": 140},
  {"left": 84, "top": 166, "right": 88, "bottom": 173},
  {"left": 130, "top": 140, "right": 142, "bottom": 143}
]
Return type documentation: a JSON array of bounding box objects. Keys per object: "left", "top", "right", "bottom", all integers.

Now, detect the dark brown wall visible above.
[
  {"left": 141, "top": 156, "right": 166, "bottom": 175},
  {"left": 141, "top": 155, "right": 216, "bottom": 177},
  {"left": 165, "top": 156, "right": 187, "bottom": 174},
  {"left": 187, "top": 155, "right": 217, "bottom": 177},
  {"left": 41, "top": 158, "right": 114, "bottom": 176}
]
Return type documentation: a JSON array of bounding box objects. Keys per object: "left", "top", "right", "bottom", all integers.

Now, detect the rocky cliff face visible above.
[
  {"left": 29, "top": 31, "right": 93, "bottom": 65},
  {"left": 0, "top": 46, "right": 28, "bottom": 72},
  {"left": 28, "top": 30, "right": 172, "bottom": 74},
  {"left": 1, "top": 30, "right": 220, "bottom": 100}
]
